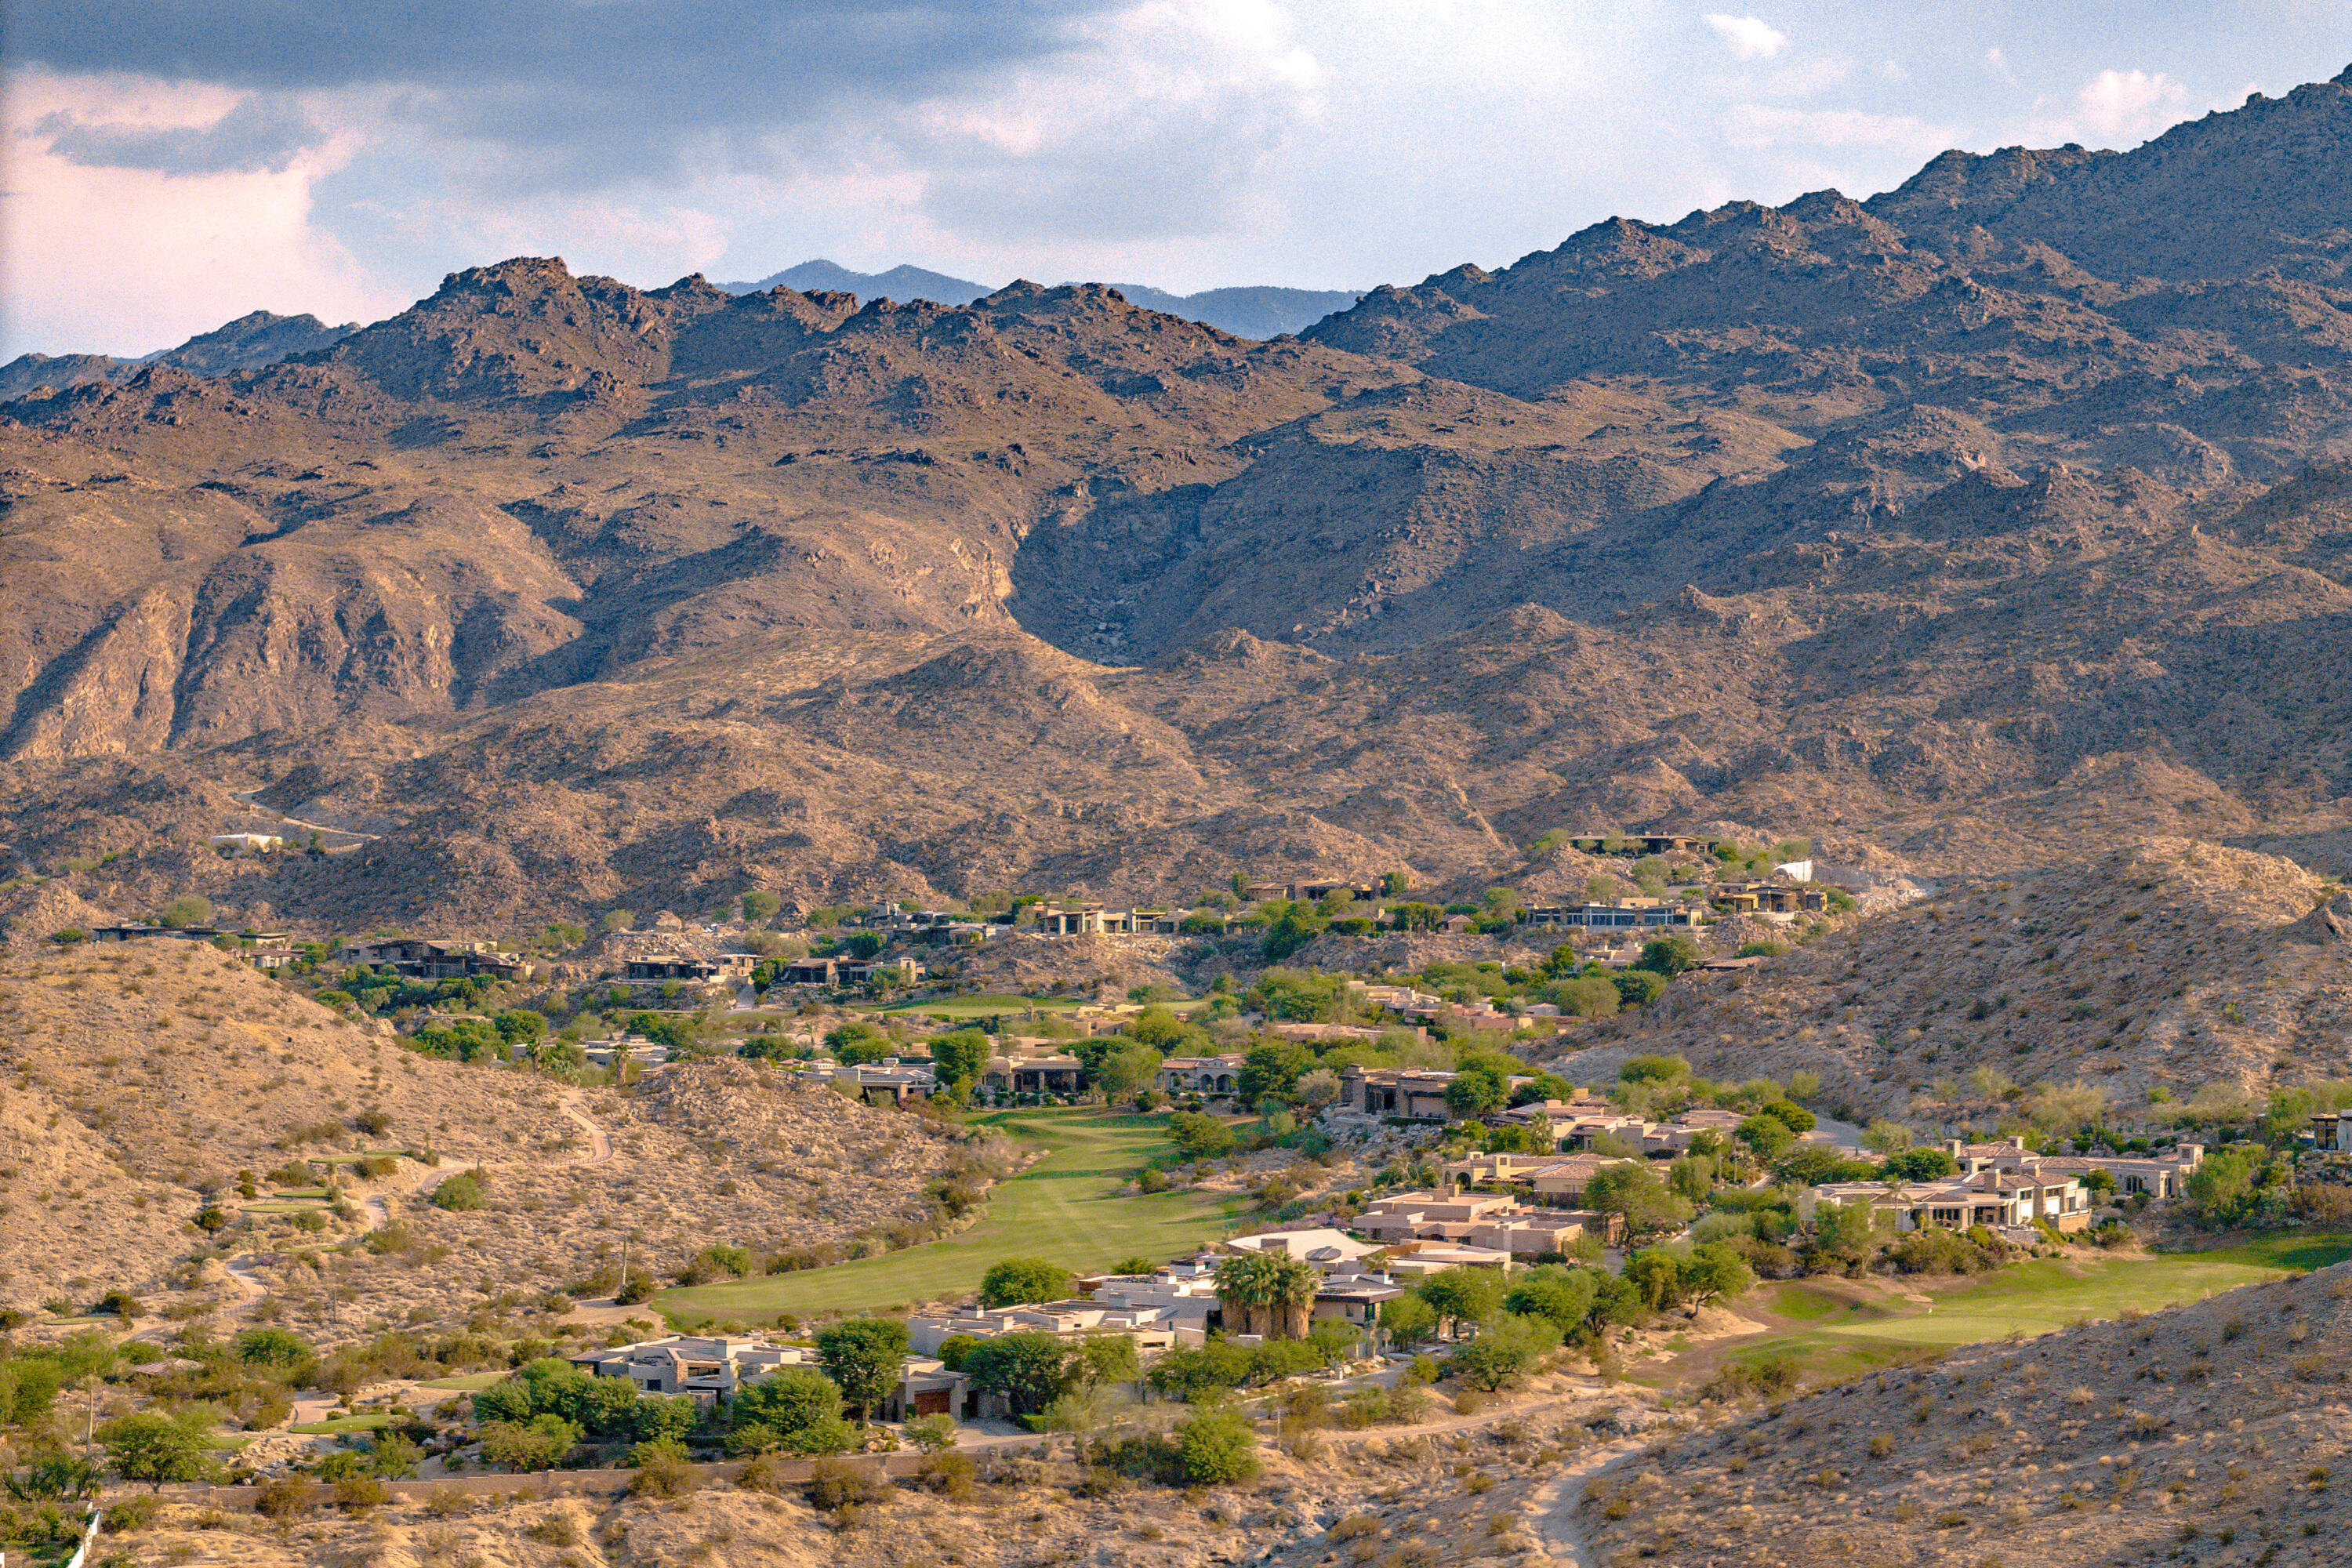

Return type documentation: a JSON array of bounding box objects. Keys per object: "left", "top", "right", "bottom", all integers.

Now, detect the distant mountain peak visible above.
[{"left": 717, "top": 259, "right": 1361, "bottom": 339}]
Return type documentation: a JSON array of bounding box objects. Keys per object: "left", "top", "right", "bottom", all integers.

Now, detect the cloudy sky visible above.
[{"left": 5, "top": 1, "right": 2349, "bottom": 358}]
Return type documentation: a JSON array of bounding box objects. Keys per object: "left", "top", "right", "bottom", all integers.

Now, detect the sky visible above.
[{"left": 4, "top": 1, "right": 2350, "bottom": 359}]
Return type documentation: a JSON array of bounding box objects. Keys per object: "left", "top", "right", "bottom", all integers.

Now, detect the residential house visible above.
[
  {"left": 1710, "top": 881, "right": 1829, "bottom": 919},
  {"left": 338, "top": 937, "right": 523, "bottom": 981},
  {"left": 1378, "top": 1241, "right": 1515, "bottom": 1276},
  {"left": 1225, "top": 1227, "right": 1387, "bottom": 1268},
  {"left": 838, "top": 956, "right": 922, "bottom": 985},
  {"left": 834, "top": 1058, "right": 938, "bottom": 1105},
  {"left": 981, "top": 1052, "right": 1085, "bottom": 1097},
  {"left": 1812, "top": 1166, "right": 2092, "bottom": 1235},
  {"left": 1161, "top": 1052, "right": 1250, "bottom": 1097},
  {"left": 1468, "top": 1211, "right": 1595, "bottom": 1258},
  {"left": 208, "top": 833, "right": 283, "bottom": 854},
  {"left": 777, "top": 956, "right": 838, "bottom": 985},
  {"left": 625, "top": 955, "right": 723, "bottom": 984},
  {"left": 568, "top": 1335, "right": 814, "bottom": 1406},
  {"left": 1947, "top": 1135, "right": 2205, "bottom": 1200},
  {"left": 1338, "top": 1066, "right": 1460, "bottom": 1121},
  {"left": 1355, "top": 1190, "right": 1519, "bottom": 1243},
  {"left": 1525, "top": 900, "right": 1697, "bottom": 931}
]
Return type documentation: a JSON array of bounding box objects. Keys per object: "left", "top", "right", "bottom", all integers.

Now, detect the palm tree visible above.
[{"left": 1213, "top": 1253, "right": 1320, "bottom": 1340}]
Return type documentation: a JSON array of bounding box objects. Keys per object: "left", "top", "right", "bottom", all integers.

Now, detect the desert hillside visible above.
[
  {"left": 1581, "top": 1258, "right": 2352, "bottom": 1567},
  {"left": 0, "top": 945, "right": 966, "bottom": 1326},
  {"left": 5, "top": 70, "right": 2352, "bottom": 925},
  {"left": 1544, "top": 838, "right": 2352, "bottom": 1120}
]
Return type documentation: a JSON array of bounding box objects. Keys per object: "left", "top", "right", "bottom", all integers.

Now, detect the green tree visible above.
[
  {"left": 1551, "top": 973, "right": 1620, "bottom": 1019},
  {"left": 1100, "top": 1041, "right": 1166, "bottom": 1102},
  {"left": 158, "top": 895, "right": 213, "bottom": 931},
  {"left": 1883, "top": 1148, "right": 1955, "bottom": 1181},
  {"left": 1622, "top": 1250, "right": 1685, "bottom": 1312},
  {"left": 928, "top": 1029, "right": 991, "bottom": 1091},
  {"left": 1680, "top": 1241, "right": 1755, "bottom": 1305},
  {"left": 1238, "top": 1041, "right": 1314, "bottom": 1104},
  {"left": 1379, "top": 1293, "right": 1439, "bottom": 1347},
  {"left": 233, "top": 1327, "right": 310, "bottom": 1367},
  {"left": 480, "top": 1414, "right": 579, "bottom": 1472},
  {"left": 1175, "top": 1406, "right": 1261, "bottom": 1484},
  {"left": 815, "top": 1318, "right": 910, "bottom": 1425},
  {"left": 979, "top": 1258, "right": 1075, "bottom": 1308},
  {"left": 1167, "top": 1110, "right": 1238, "bottom": 1159},
  {"left": 98, "top": 1413, "right": 215, "bottom": 1491},
  {"left": 1612, "top": 970, "right": 1669, "bottom": 1007},
  {"left": 1447, "top": 1314, "right": 1559, "bottom": 1391},
  {"left": 1073, "top": 1334, "right": 1141, "bottom": 1390},
  {"left": 1635, "top": 934, "right": 1699, "bottom": 976},
  {"left": 1583, "top": 1161, "right": 1697, "bottom": 1240},
  {"left": 962, "top": 1333, "right": 1076, "bottom": 1417},
  {"left": 371, "top": 1431, "right": 423, "bottom": 1479},
  {"left": 1735, "top": 1115, "right": 1796, "bottom": 1162},
  {"left": 742, "top": 890, "right": 782, "bottom": 923},
  {"left": 1501, "top": 1269, "right": 1599, "bottom": 1338},
  {"left": 1443, "top": 1062, "right": 1511, "bottom": 1118},
  {"left": 1417, "top": 1267, "right": 1505, "bottom": 1336},
  {"left": 732, "top": 1367, "right": 844, "bottom": 1444},
  {"left": 492, "top": 1008, "right": 548, "bottom": 1047}
]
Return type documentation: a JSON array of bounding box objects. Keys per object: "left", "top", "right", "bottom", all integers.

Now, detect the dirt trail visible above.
[
  {"left": 559, "top": 1089, "right": 614, "bottom": 1164},
  {"left": 1526, "top": 1437, "right": 1651, "bottom": 1567}
]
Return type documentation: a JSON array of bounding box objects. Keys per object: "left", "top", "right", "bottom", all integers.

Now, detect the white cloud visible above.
[
  {"left": 1985, "top": 47, "right": 2018, "bottom": 85},
  {"left": 4, "top": 72, "right": 400, "bottom": 355},
  {"left": 1704, "top": 14, "right": 1788, "bottom": 63},
  {"left": 2072, "top": 67, "right": 2187, "bottom": 140},
  {"left": 1722, "top": 104, "right": 1950, "bottom": 156}
]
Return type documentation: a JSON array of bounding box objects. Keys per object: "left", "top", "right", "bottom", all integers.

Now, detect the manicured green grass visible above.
[
  {"left": 418, "top": 1371, "right": 506, "bottom": 1392},
  {"left": 867, "top": 993, "right": 1088, "bottom": 1019},
  {"left": 289, "top": 1413, "right": 394, "bottom": 1435},
  {"left": 654, "top": 1109, "right": 1233, "bottom": 1323},
  {"left": 1827, "top": 1248, "right": 2325, "bottom": 1347},
  {"left": 240, "top": 1201, "right": 330, "bottom": 1214}
]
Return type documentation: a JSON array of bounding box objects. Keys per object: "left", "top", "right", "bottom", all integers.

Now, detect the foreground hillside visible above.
[
  {"left": 0, "top": 945, "right": 964, "bottom": 1327},
  {"left": 5, "top": 71, "right": 2352, "bottom": 926},
  {"left": 1581, "top": 1258, "right": 2352, "bottom": 1567},
  {"left": 1547, "top": 838, "right": 2350, "bottom": 1119}
]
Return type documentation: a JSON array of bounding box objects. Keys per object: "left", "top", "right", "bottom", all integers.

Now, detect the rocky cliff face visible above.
[{"left": 6, "top": 67, "right": 2352, "bottom": 928}]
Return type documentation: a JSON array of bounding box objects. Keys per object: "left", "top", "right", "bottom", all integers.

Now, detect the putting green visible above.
[{"left": 655, "top": 1109, "right": 1234, "bottom": 1323}]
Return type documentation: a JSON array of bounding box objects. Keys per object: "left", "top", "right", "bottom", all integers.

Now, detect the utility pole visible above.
[{"left": 615, "top": 1236, "right": 629, "bottom": 1306}]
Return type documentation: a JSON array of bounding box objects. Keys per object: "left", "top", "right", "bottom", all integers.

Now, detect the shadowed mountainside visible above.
[{"left": 6, "top": 68, "right": 2352, "bottom": 931}]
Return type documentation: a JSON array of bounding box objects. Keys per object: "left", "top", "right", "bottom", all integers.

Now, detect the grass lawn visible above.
[
  {"left": 418, "top": 1371, "right": 507, "bottom": 1392},
  {"left": 655, "top": 1109, "right": 1234, "bottom": 1324},
  {"left": 239, "top": 1201, "right": 330, "bottom": 1214},
  {"left": 289, "top": 1413, "right": 394, "bottom": 1435},
  {"left": 1667, "top": 1234, "right": 2352, "bottom": 1389},
  {"left": 868, "top": 993, "right": 1088, "bottom": 1019}
]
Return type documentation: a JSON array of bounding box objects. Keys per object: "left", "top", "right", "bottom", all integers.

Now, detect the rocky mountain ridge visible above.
[
  {"left": 5, "top": 66, "right": 2352, "bottom": 933},
  {"left": 0, "top": 310, "right": 358, "bottom": 401}
]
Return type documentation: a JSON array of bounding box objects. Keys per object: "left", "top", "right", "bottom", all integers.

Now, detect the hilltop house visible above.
[
  {"left": 339, "top": 937, "right": 523, "bottom": 982},
  {"left": 1525, "top": 900, "right": 1698, "bottom": 931},
  {"left": 834, "top": 1058, "right": 938, "bottom": 1105}
]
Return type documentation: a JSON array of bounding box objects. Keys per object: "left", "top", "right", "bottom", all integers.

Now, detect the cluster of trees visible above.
[
  {"left": 1377, "top": 1251, "right": 1755, "bottom": 1381},
  {"left": 938, "top": 1331, "right": 1140, "bottom": 1421},
  {"left": 405, "top": 1008, "right": 550, "bottom": 1063},
  {"left": 471, "top": 1357, "right": 696, "bottom": 1465}
]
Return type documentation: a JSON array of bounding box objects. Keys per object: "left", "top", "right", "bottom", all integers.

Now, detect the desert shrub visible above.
[
  {"left": 806, "top": 1457, "right": 884, "bottom": 1512},
  {"left": 430, "top": 1171, "right": 487, "bottom": 1211},
  {"left": 332, "top": 1475, "right": 387, "bottom": 1512},
  {"left": 627, "top": 1439, "right": 699, "bottom": 1497},
  {"left": 916, "top": 1450, "right": 977, "bottom": 1501}
]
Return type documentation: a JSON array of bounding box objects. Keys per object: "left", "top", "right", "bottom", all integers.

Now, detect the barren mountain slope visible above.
[
  {"left": 241, "top": 1058, "right": 971, "bottom": 1341},
  {"left": 1580, "top": 1261, "right": 2352, "bottom": 1568},
  {"left": 6, "top": 71, "right": 2352, "bottom": 927},
  {"left": 0, "top": 940, "right": 572, "bottom": 1302},
  {"left": 1544, "top": 839, "right": 2352, "bottom": 1120}
]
